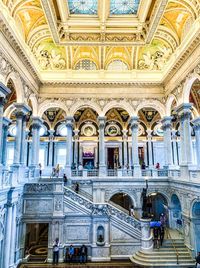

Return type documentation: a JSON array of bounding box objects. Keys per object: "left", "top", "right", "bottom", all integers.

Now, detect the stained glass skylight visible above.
[
  {"left": 110, "top": 0, "right": 140, "bottom": 15},
  {"left": 68, "top": 0, "right": 98, "bottom": 15}
]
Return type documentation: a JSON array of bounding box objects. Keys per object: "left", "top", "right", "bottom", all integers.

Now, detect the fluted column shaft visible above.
[
  {"left": 130, "top": 117, "right": 139, "bottom": 166},
  {"left": 171, "top": 130, "right": 178, "bottom": 166},
  {"left": 65, "top": 116, "right": 73, "bottom": 168},
  {"left": 31, "top": 117, "right": 43, "bottom": 166},
  {"left": 73, "top": 129, "right": 79, "bottom": 167},
  {"left": 192, "top": 117, "right": 200, "bottom": 168},
  {"left": 23, "top": 130, "right": 29, "bottom": 166},
  {"left": 1, "top": 117, "right": 11, "bottom": 166},
  {"left": 176, "top": 103, "right": 192, "bottom": 165},
  {"left": 13, "top": 104, "right": 31, "bottom": 166},
  {"left": 122, "top": 129, "right": 128, "bottom": 168},
  {"left": 98, "top": 116, "right": 106, "bottom": 167},
  {"left": 9, "top": 203, "right": 17, "bottom": 266},
  {"left": 161, "top": 116, "right": 173, "bottom": 167},
  {"left": 48, "top": 130, "right": 54, "bottom": 166},
  {"left": 146, "top": 129, "right": 153, "bottom": 168},
  {"left": 3, "top": 204, "right": 12, "bottom": 268}
]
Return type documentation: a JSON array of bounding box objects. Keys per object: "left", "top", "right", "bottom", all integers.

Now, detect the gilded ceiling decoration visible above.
[{"left": 0, "top": 0, "right": 200, "bottom": 80}]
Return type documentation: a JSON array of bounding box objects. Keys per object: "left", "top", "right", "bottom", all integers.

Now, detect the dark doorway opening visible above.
[
  {"left": 147, "top": 193, "right": 168, "bottom": 222},
  {"left": 110, "top": 193, "right": 133, "bottom": 211},
  {"left": 107, "top": 147, "right": 119, "bottom": 169},
  {"left": 25, "top": 223, "right": 48, "bottom": 262}
]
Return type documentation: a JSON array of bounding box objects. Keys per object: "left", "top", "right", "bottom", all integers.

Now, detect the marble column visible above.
[
  {"left": 1, "top": 117, "right": 11, "bottom": 166},
  {"left": 23, "top": 130, "right": 29, "bottom": 166},
  {"left": 130, "top": 116, "right": 141, "bottom": 176},
  {"left": 122, "top": 129, "right": 128, "bottom": 168},
  {"left": 192, "top": 117, "right": 200, "bottom": 169},
  {"left": 176, "top": 103, "right": 193, "bottom": 166},
  {"left": 171, "top": 129, "right": 178, "bottom": 166},
  {"left": 13, "top": 104, "right": 31, "bottom": 166},
  {"left": 30, "top": 117, "right": 43, "bottom": 167},
  {"left": 98, "top": 116, "right": 106, "bottom": 176},
  {"left": 9, "top": 203, "right": 17, "bottom": 267},
  {"left": 3, "top": 203, "right": 12, "bottom": 268},
  {"left": 73, "top": 129, "right": 79, "bottom": 168},
  {"left": 140, "top": 218, "right": 153, "bottom": 252},
  {"left": 146, "top": 129, "right": 153, "bottom": 168},
  {"left": 65, "top": 116, "right": 73, "bottom": 175},
  {"left": 0, "top": 83, "right": 11, "bottom": 167},
  {"left": 161, "top": 116, "right": 173, "bottom": 168},
  {"left": 48, "top": 130, "right": 54, "bottom": 167}
]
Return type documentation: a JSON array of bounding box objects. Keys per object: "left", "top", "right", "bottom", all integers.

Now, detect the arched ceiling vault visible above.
[{"left": 0, "top": 0, "right": 200, "bottom": 82}]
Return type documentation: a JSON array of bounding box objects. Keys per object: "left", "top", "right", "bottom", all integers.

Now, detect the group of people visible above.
[
  {"left": 152, "top": 213, "right": 167, "bottom": 249},
  {"left": 52, "top": 240, "right": 87, "bottom": 264},
  {"left": 141, "top": 162, "right": 160, "bottom": 170}
]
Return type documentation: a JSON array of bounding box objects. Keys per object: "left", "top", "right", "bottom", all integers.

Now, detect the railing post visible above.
[{"left": 140, "top": 218, "right": 153, "bottom": 252}]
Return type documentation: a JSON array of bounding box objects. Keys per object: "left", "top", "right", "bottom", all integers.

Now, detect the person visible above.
[
  {"left": 141, "top": 162, "right": 146, "bottom": 170},
  {"left": 153, "top": 227, "right": 160, "bottom": 249},
  {"left": 39, "top": 163, "right": 42, "bottom": 177},
  {"left": 196, "top": 252, "right": 200, "bottom": 268},
  {"left": 80, "top": 244, "right": 87, "bottom": 263},
  {"left": 156, "top": 162, "right": 160, "bottom": 169},
  {"left": 160, "top": 213, "right": 167, "bottom": 227},
  {"left": 160, "top": 226, "right": 165, "bottom": 246},
  {"left": 75, "top": 182, "right": 79, "bottom": 193},
  {"left": 69, "top": 244, "right": 74, "bottom": 263},
  {"left": 52, "top": 238, "right": 59, "bottom": 264},
  {"left": 51, "top": 167, "right": 56, "bottom": 179},
  {"left": 129, "top": 205, "right": 135, "bottom": 217},
  {"left": 63, "top": 174, "right": 67, "bottom": 185}
]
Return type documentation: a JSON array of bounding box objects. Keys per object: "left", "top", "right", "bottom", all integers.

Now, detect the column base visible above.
[
  {"left": 140, "top": 218, "right": 153, "bottom": 253},
  {"left": 99, "top": 165, "right": 107, "bottom": 177},
  {"left": 133, "top": 165, "right": 141, "bottom": 177}
]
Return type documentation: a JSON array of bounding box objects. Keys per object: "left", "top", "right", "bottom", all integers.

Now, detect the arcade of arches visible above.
[{"left": 0, "top": 0, "right": 200, "bottom": 267}]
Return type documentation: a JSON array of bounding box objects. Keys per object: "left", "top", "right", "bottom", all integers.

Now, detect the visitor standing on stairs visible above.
[
  {"left": 196, "top": 252, "right": 200, "bottom": 267},
  {"left": 53, "top": 238, "right": 59, "bottom": 264},
  {"left": 153, "top": 227, "right": 160, "bottom": 249},
  {"left": 160, "top": 226, "right": 165, "bottom": 246}
]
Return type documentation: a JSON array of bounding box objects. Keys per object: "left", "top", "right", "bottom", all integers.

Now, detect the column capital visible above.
[
  {"left": 161, "top": 116, "right": 173, "bottom": 130},
  {"left": 0, "top": 82, "right": 11, "bottom": 98},
  {"left": 192, "top": 117, "right": 200, "bottom": 131},
  {"left": 176, "top": 103, "right": 192, "bottom": 120},
  {"left": 3, "top": 117, "right": 11, "bottom": 127},
  {"left": 48, "top": 129, "right": 55, "bottom": 137},
  {"left": 98, "top": 116, "right": 106, "bottom": 128},
  {"left": 122, "top": 129, "right": 128, "bottom": 139},
  {"left": 130, "top": 116, "right": 139, "bottom": 129},
  {"left": 146, "top": 129, "right": 152, "bottom": 139},
  {"left": 65, "top": 116, "right": 74, "bottom": 127},
  {"left": 14, "top": 103, "right": 31, "bottom": 118},
  {"left": 31, "top": 116, "right": 43, "bottom": 129},
  {"left": 171, "top": 129, "right": 177, "bottom": 140}
]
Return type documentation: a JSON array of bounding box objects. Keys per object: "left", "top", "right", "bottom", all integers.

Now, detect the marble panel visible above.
[{"left": 24, "top": 199, "right": 53, "bottom": 214}]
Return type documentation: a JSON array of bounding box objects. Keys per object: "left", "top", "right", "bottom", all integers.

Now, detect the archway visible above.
[
  {"left": 110, "top": 192, "right": 133, "bottom": 211},
  {"left": 147, "top": 192, "right": 168, "bottom": 222},
  {"left": 192, "top": 201, "right": 200, "bottom": 254},
  {"left": 170, "top": 194, "right": 182, "bottom": 230}
]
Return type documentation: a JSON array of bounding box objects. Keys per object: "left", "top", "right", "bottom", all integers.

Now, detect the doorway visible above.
[
  {"left": 110, "top": 193, "right": 133, "bottom": 211},
  {"left": 147, "top": 193, "right": 168, "bottom": 222},
  {"left": 107, "top": 147, "right": 119, "bottom": 169},
  {"left": 25, "top": 223, "right": 48, "bottom": 262}
]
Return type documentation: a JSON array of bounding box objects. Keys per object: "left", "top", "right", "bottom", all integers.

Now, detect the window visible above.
[
  {"left": 56, "top": 148, "right": 66, "bottom": 167},
  {"left": 39, "top": 126, "right": 46, "bottom": 136},
  {"left": 107, "top": 60, "right": 128, "bottom": 71},
  {"left": 75, "top": 59, "right": 97, "bottom": 70},
  {"left": 58, "top": 124, "right": 68, "bottom": 136},
  {"left": 68, "top": 0, "right": 98, "bottom": 15},
  {"left": 39, "top": 147, "right": 46, "bottom": 167},
  {"left": 7, "top": 145, "right": 14, "bottom": 165},
  {"left": 9, "top": 124, "right": 17, "bottom": 136},
  {"left": 110, "top": 0, "right": 140, "bottom": 15}
]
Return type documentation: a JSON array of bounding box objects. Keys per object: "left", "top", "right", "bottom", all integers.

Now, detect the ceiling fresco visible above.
[{"left": 0, "top": 0, "right": 200, "bottom": 80}]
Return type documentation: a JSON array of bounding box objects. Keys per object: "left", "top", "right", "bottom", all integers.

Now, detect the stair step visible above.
[
  {"left": 130, "top": 257, "right": 195, "bottom": 267},
  {"left": 134, "top": 254, "right": 193, "bottom": 262}
]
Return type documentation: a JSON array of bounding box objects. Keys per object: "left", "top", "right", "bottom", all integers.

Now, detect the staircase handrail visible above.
[
  {"left": 68, "top": 185, "right": 93, "bottom": 201},
  {"left": 108, "top": 200, "right": 130, "bottom": 215},
  {"left": 64, "top": 187, "right": 141, "bottom": 232},
  {"left": 166, "top": 229, "right": 179, "bottom": 264}
]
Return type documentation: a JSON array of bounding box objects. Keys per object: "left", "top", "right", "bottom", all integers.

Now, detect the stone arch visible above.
[
  {"left": 181, "top": 73, "right": 200, "bottom": 104},
  {"left": 3, "top": 104, "right": 15, "bottom": 118},
  {"left": 147, "top": 191, "right": 169, "bottom": 221},
  {"left": 6, "top": 72, "right": 24, "bottom": 103},
  {"left": 107, "top": 189, "right": 137, "bottom": 208},
  {"left": 70, "top": 101, "right": 101, "bottom": 117},
  {"left": 190, "top": 199, "right": 200, "bottom": 253},
  {"left": 38, "top": 100, "right": 68, "bottom": 117},
  {"left": 29, "top": 94, "right": 38, "bottom": 116},
  {"left": 166, "top": 94, "right": 178, "bottom": 116},
  {"left": 147, "top": 190, "right": 170, "bottom": 205},
  {"left": 136, "top": 100, "right": 166, "bottom": 118},
  {"left": 102, "top": 100, "right": 134, "bottom": 116}
]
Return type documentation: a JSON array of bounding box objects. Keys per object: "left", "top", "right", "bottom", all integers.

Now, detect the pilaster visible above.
[
  {"left": 161, "top": 116, "right": 173, "bottom": 168},
  {"left": 192, "top": 117, "right": 200, "bottom": 169},
  {"left": 98, "top": 116, "right": 106, "bottom": 176},
  {"left": 65, "top": 116, "right": 74, "bottom": 176}
]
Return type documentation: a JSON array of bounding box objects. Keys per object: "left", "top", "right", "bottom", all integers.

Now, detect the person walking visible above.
[
  {"left": 196, "top": 252, "right": 200, "bottom": 268},
  {"left": 80, "top": 244, "right": 87, "bottom": 263},
  {"left": 69, "top": 244, "right": 74, "bottom": 263},
  {"left": 63, "top": 173, "right": 67, "bottom": 185},
  {"left": 52, "top": 238, "right": 59, "bottom": 264},
  {"left": 153, "top": 227, "right": 160, "bottom": 249},
  {"left": 160, "top": 226, "right": 165, "bottom": 246},
  {"left": 129, "top": 205, "right": 135, "bottom": 217},
  {"left": 39, "top": 163, "right": 42, "bottom": 177},
  {"left": 75, "top": 182, "right": 79, "bottom": 193}
]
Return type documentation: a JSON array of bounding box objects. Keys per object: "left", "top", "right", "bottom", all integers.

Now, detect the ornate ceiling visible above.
[{"left": 0, "top": 0, "right": 200, "bottom": 82}]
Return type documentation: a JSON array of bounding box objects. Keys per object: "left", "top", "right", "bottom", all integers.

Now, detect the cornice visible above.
[
  {"left": 0, "top": 17, "right": 41, "bottom": 88},
  {"left": 41, "top": 81, "right": 163, "bottom": 88}
]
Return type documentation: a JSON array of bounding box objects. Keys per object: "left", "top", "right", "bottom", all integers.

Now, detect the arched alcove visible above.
[
  {"left": 170, "top": 194, "right": 182, "bottom": 230},
  {"left": 110, "top": 192, "right": 133, "bottom": 211},
  {"left": 147, "top": 192, "right": 168, "bottom": 221},
  {"left": 192, "top": 201, "right": 200, "bottom": 253}
]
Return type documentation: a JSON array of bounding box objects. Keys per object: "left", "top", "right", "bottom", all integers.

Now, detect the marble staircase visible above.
[{"left": 130, "top": 238, "right": 196, "bottom": 267}]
